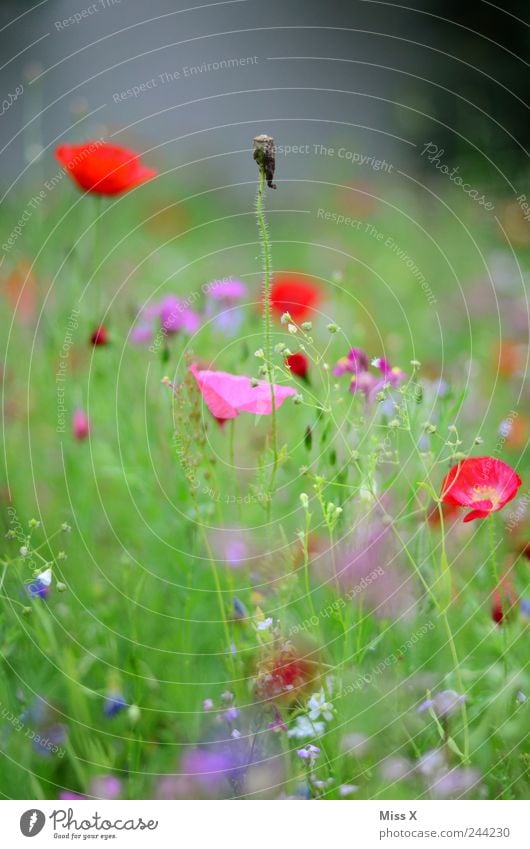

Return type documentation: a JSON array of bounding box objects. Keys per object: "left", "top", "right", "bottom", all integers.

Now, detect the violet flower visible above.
[
  {"left": 131, "top": 294, "right": 201, "bottom": 346},
  {"left": 205, "top": 278, "right": 247, "bottom": 335},
  {"left": 26, "top": 568, "right": 52, "bottom": 600},
  {"left": 417, "top": 689, "right": 466, "bottom": 719},
  {"left": 90, "top": 775, "right": 122, "bottom": 799},
  {"left": 332, "top": 348, "right": 406, "bottom": 401}
]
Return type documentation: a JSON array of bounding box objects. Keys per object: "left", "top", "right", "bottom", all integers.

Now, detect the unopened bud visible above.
[{"left": 253, "top": 134, "right": 277, "bottom": 189}]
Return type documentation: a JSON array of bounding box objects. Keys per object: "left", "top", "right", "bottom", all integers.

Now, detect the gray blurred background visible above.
[{"left": 1, "top": 0, "right": 529, "bottom": 195}]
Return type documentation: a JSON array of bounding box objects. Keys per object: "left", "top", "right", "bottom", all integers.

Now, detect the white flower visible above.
[
  {"left": 256, "top": 617, "right": 273, "bottom": 631},
  {"left": 307, "top": 689, "right": 334, "bottom": 722},
  {"left": 287, "top": 715, "right": 325, "bottom": 739},
  {"left": 37, "top": 568, "right": 52, "bottom": 587}
]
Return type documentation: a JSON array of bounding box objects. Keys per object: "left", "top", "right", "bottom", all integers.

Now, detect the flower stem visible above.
[
  {"left": 255, "top": 167, "right": 278, "bottom": 511},
  {"left": 93, "top": 194, "right": 103, "bottom": 320},
  {"left": 489, "top": 514, "right": 508, "bottom": 678}
]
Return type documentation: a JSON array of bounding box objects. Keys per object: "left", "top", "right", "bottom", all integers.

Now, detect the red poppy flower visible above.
[
  {"left": 55, "top": 142, "right": 157, "bottom": 195},
  {"left": 255, "top": 644, "right": 319, "bottom": 703},
  {"left": 285, "top": 352, "right": 309, "bottom": 380},
  {"left": 90, "top": 325, "right": 108, "bottom": 346},
  {"left": 440, "top": 457, "right": 521, "bottom": 523},
  {"left": 269, "top": 273, "right": 321, "bottom": 321}
]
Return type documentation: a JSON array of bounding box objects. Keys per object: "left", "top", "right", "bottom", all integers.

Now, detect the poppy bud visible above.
[
  {"left": 285, "top": 352, "right": 309, "bottom": 381},
  {"left": 72, "top": 408, "right": 90, "bottom": 441},
  {"left": 253, "top": 134, "right": 277, "bottom": 189},
  {"left": 491, "top": 580, "right": 518, "bottom": 625},
  {"left": 90, "top": 325, "right": 108, "bottom": 346}
]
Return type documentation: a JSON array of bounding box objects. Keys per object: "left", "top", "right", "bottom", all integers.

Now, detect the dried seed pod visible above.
[{"left": 253, "top": 134, "right": 277, "bottom": 189}]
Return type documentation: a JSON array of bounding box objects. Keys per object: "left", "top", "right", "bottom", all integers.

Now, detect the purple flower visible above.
[
  {"left": 130, "top": 324, "right": 153, "bottom": 345},
  {"left": 90, "top": 775, "right": 122, "bottom": 799},
  {"left": 18, "top": 696, "right": 68, "bottom": 759},
  {"left": 332, "top": 347, "right": 369, "bottom": 377},
  {"left": 373, "top": 357, "right": 406, "bottom": 387},
  {"left": 316, "top": 503, "right": 419, "bottom": 620},
  {"left": 33, "top": 723, "right": 67, "bottom": 757},
  {"left": 416, "top": 748, "right": 446, "bottom": 778},
  {"left": 131, "top": 294, "right": 201, "bottom": 346},
  {"left": 103, "top": 692, "right": 127, "bottom": 718},
  {"left": 379, "top": 756, "right": 413, "bottom": 782},
  {"left": 160, "top": 295, "right": 201, "bottom": 335},
  {"left": 332, "top": 349, "right": 406, "bottom": 401},
  {"left": 181, "top": 748, "right": 233, "bottom": 794},
  {"left": 296, "top": 744, "right": 320, "bottom": 766},
  {"left": 208, "top": 528, "right": 254, "bottom": 569},
  {"left": 417, "top": 689, "right": 466, "bottom": 719},
  {"left": 222, "top": 707, "right": 240, "bottom": 723},
  {"left": 267, "top": 714, "right": 287, "bottom": 733},
  {"left": 205, "top": 278, "right": 247, "bottom": 335},
  {"left": 59, "top": 791, "right": 87, "bottom": 800},
  {"left": 26, "top": 568, "right": 52, "bottom": 599},
  {"left": 429, "top": 767, "right": 481, "bottom": 799},
  {"left": 207, "top": 279, "right": 247, "bottom": 301}
]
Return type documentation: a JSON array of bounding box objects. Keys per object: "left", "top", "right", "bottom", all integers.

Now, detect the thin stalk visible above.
[
  {"left": 301, "top": 509, "right": 317, "bottom": 620},
  {"left": 489, "top": 514, "right": 508, "bottom": 678},
  {"left": 93, "top": 194, "right": 103, "bottom": 320},
  {"left": 255, "top": 167, "right": 278, "bottom": 510}
]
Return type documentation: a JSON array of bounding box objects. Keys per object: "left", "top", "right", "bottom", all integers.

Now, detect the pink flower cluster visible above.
[{"left": 333, "top": 348, "right": 406, "bottom": 400}]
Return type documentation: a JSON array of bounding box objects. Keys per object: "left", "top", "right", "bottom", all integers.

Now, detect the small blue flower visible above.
[
  {"left": 26, "top": 568, "right": 52, "bottom": 600},
  {"left": 103, "top": 692, "right": 127, "bottom": 718},
  {"left": 33, "top": 723, "right": 67, "bottom": 757},
  {"left": 232, "top": 597, "right": 248, "bottom": 621}
]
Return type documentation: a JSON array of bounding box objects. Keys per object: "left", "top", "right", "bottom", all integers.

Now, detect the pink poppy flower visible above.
[
  {"left": 189, "top": 364, "right": 296, "bottom": 422},
  {"left": 440, "top": 457, "right": 522, "bottom": 523}
]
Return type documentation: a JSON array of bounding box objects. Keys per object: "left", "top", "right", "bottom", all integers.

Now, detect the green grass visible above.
[{"left": 0, "top": 165, "right": 529, "bottom": 800}]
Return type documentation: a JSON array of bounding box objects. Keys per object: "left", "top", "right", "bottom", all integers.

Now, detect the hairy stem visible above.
[{"left": 255, "top": 167, "right": 278, "bottom": 512}]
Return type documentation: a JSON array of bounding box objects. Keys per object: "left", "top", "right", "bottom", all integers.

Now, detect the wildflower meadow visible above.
[{"left": 0, "top": 1, "right": 529, "bottom": 834}]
